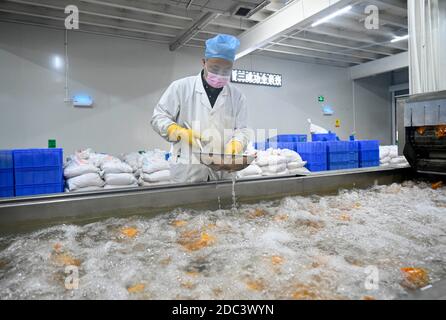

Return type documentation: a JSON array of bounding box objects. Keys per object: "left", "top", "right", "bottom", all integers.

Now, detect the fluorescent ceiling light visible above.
[
  {"left": 311, "top": 5, "right": 352, "bottom": 27},
  {"left": 391, "top": 35, "right": 409, "bottom": 43}
]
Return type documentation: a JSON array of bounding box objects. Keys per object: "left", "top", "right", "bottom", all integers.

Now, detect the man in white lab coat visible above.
[{"left": 151, "top": 34, "right": 251, "bottom": 183}]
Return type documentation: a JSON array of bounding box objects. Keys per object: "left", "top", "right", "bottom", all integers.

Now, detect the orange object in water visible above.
[
  {"left": 248, "top": 208, "right": 267, "bottom": 219},
  {"left": 432, "top": 181, "right": 443, "bottom": 190},
  {"left": 180, "top": 281, "right": 196, "bottom": 289},
  {"left": 400, "top": 267, "right": 430, "bottom": 289},
  {"left": 127, "top": 283, "right": 145, "bottom": 293},
  {"left": 435, "top": 125, "right": 446, "bottom": 138},
  {"left": 178, "top": 230, "right": 215, "bottom": 251},
  {"left": 362, "top": 296, "right": 376, "bottom": 300},
  {"left": 121, "top": 227, "right": 138, "bottom": 238},
  {"left": 273, "top": 214, "right": 288, "bottom": 222},
  {"left": 53, "top": 243, "right": 63, "bottom": 253},
  {"left": 416, "top": 127, "right": 426, "bottom": 135},
  {"left": 171, "top": 220, "right": 187, "bottom": 228},
  {"left": 339, "top": 213, "right": 352, "bottom": 222},
  {"left": 271, "top": 255, "right": 284, "bottom": 265},
  {"left": 52, "top": 252, "right": 81, "bottom": 267},
  {"left": 291, "top": 284, "right": 319, "bottom": 300},
  {"left": 245, "top": 279, "right": 265, "bottom": 291}
]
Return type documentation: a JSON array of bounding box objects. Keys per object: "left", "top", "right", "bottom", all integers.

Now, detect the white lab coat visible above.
[{"left": 151, "top": 72, "right": 251, "bottom": 183}]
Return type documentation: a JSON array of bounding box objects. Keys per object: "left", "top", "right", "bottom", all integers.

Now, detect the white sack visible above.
[
  {"left": 64, "top": 163, "right": 99, "bottom": 178},
  {"left": 141, "top": 170, "right": 171, "bottom": 183},
  {"left": 103, "top": 173, "right": 137, "bottom": 186},
  {"left": 67, "top": 173, "right": 104, "bottom": 191},
  {"left": 101, "top": 161, "right": 133, "bottom": 174}
]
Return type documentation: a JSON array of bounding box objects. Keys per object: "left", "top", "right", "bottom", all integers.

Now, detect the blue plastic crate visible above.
[
  {"left": 358, "top": 140, "right": 380, "bottom": 168},
  {"left": 13, "top": 148, "right": 63, "bottom": 168},
  {"left": 312, "top": 133, "right": 338, "bottom": 142},
  {"left": 294, "top": 142, "right": 328, "bottom": 172},
  {"left": 0, "top": 150, "right": 13, "bottom": 169},
  {"left": 327, "top": 141, "right": 359, "bottom": 170},
  {"left": 306, "top": 162, "right": 328, "bottom": 172},
  {"left": 13, "top": 149, "right": 63, "bottom": 186},
  {"left": 0, "top": 168, "right": 14, "bottom": 187},
  {"left": 15, "top": 183, "right": 64, "bottom": 197},
  {"left": 269, "top": 135, "right": 307, "bottom": 143},
  {"left": 14, "top": 166, "right": 63, "bottom": 185},
  {"left": 0, "top": 186, "right": 14, "bottom": 198},
  {"left": 0, "top": 150, "right": 14, "bottom": 188},
  {"left": 274, "top": 142, "right": 298, "bottom": 151},
  {"left": 254, "top": 142, "right": 269, "bottom": 151}
]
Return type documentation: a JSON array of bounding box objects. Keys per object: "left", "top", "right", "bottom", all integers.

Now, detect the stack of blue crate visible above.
[
  {"left": 312, "top": 133, "right": 338, "bottom": 142},
  {"left": 358, "top": 140, "right": 380, "bottom": 168},
  {"left": 13, "top": 148, "right": 64, "bottom": 196},
  {"left": 255, "top": 134, "right": 308, "bottom": 151},
  {"left": 267, "top": 134, "right": 307, "bottom": 152},
  {"left": 294, "top": 142, "right": 328, "bottom": 172},
  {"left": 326, "top": 141, "right": 359, "bottom": 170},
  {"left": 269, "top": 134, "right": 308, "bottom": 143},
  {"left": 0, "top": 150, "right": 14, "bottom": 198}
]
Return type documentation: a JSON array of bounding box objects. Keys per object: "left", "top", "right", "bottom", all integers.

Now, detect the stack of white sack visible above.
[
  {"left": 100, "top": 157, "right": 138, "bottom": 189},
  {"left": 138, "top": 151, "right": 171, "bottom": 186},
  {"left": 236, "top": 163, "right": 262, "bottom": 179},
  {"left": 122, "top": 152, "right": 143, "bottom": 178},
  {"left": 236, "top": 143, "right": 262, "bottom": 179},
  {"left": 379, "top": 146, "right": 409, "bottom": 167},
  {"left": 281, "top": 148, "right": 310, "bottom": 175},
  {"left": 64, "top": 149, "right": 105, "bottom": 192},
  {"left": 250, "top": 148, "right": 309, "bottom": 177}
]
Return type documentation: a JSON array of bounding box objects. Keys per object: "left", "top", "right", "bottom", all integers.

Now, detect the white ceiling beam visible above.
[
  {"left": 211, "top": 15, "right": 256, "bottom": 31},
  {"left": 286, "top": 32, "right": 397, "bottom": 56},
  {"left": 326, "top": 16, "right": 405, "bottom": 38},
  {"left": 348, "top": 6, "right": 407, "bottom": 29},
  {"left": 0, "top": 13, "right": 172, "bottom": 43},
  {"left": 79, "top": 0, "right": 199, "bottom": 21},
  {"left": 256, "top": 49, "right": 353, "bottom": 68},
  {"left": 192, "top": 34, "right": 370, "bottom": 63},
  {"left": 235, "top": 0, "right": 359, "bottom": 60},
  {"left": 275, "top": 37, "right": 380, "bottom": 60},
  {"left": 169, "top": 12, "right": 219, "bottom": 51},
  {"left": 350, "top": 51, "right": 408, "bottom": 79},
  {"left": 5, "top": 0, "right": 189, "bottom": 30},
  {"left": 264, "top": 43, "right": 366, "bottom": 64},
  {"left": 0, "top": 2, "right": 177, "bottom": 38},
  {"left": 305, "top": 24, "right": 408, "bottom": 51},
  {"left": 368, "top": 0, "right": 407, "bottom": 16}
]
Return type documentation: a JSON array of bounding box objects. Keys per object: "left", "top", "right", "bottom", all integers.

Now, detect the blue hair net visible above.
[{"left": 205, "top": 34, "right": 240, "bottom": 62}]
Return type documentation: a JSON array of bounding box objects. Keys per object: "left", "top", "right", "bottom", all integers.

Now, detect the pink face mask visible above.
[{"left": 205, "top": 67, "right": 230, "bottom": 89}]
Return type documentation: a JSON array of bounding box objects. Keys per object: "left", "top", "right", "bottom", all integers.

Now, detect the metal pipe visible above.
[{"left": 64, "top": 29, "right": 71, "bottom": 103}]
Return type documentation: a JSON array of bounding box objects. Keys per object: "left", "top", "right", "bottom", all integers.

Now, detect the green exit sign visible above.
[{"left": 318, "top": 96, "right": 325, "bottom": 102}]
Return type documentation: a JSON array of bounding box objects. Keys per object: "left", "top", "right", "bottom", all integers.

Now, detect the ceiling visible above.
[{"left": 0, "top": 0, "right": 408, "bottom": 68}]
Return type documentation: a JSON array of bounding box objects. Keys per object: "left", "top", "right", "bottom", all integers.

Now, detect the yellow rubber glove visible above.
[
  {"left": 225, "top": 139, "right": 244, "bottom": 155},
  {"left": 167, "top": 123, "right": 201, "bottom": 146}
]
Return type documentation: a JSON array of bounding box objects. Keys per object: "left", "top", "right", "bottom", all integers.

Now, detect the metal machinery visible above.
[{"left": 404, "top": 90, "right": 446, "bottom": 175}]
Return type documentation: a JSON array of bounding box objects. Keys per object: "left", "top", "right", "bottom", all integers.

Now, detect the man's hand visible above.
[
  {"left": 225, "top": 139, "right": 244, "bottom": 155},
  {"left": 167, "top": 124, "right": 201, "bottom": 147}
]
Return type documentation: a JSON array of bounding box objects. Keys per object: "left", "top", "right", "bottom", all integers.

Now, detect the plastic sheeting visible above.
[{"left": 408, "top": 0, "right": 446, "bottom": 94}]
